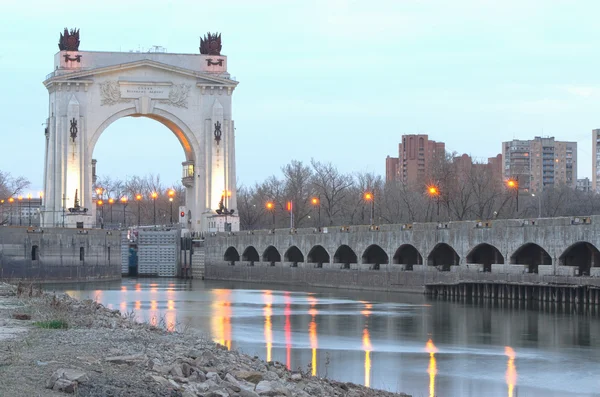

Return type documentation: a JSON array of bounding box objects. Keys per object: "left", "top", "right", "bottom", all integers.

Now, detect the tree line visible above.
[{"left": 1, "top": 157, "right": 598, "bottom": 229}]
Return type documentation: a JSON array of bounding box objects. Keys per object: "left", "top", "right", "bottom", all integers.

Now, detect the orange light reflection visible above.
[
  {"left": 263, "top": 291, "right": 273, "bottom": 362},
  {"left": 505, "top": 346, "right": 517, "bottom": 397},
  {"left": 363, "top": 328, "right": 372, "bottom": 387},
  {"left": 425, "top": 339, "right": 438, "bottom": 397},
  {"left": 211, "top": 290, "right": 232, "bottom": 350},
  {"left": 150, "top": 300, "right": 158, "bottom": 326},
  {"left": 308, "top": 295, "right": 318, "bottom": 376},
  {"left": 284, "top": 292, "right": 292, "bottom": 370}
]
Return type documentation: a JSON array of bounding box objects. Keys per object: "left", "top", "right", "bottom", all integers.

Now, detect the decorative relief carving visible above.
[
  {"left": 100, "top": 81, "right": 126, "bottom": 105},
  {"left": 70, "top": 118, "right": 78, "bottom": 142},
  {"left": 100, "top": 81, "right": 190, "bottom": 108},
  {"left": 164, "top": 84, "right": 190, "bottom": 108}
]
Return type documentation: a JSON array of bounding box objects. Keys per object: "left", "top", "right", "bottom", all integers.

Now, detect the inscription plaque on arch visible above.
[{"left": 119, "top": 82, "right": 171, "bottom": 99}]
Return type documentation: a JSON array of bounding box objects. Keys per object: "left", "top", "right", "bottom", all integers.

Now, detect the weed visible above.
[{"left": 33, "top": 319, "right": 68, "bottom": 329}]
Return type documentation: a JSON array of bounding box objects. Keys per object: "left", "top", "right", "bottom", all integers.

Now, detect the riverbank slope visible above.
[{"left": 0, "top": 282, "right": 410, "bottom": 397}]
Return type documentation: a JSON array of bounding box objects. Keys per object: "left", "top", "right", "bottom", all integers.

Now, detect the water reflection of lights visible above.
[
  {"left": 308, "top": 295, "right": 318, "bottom": 376},
  {"left": 263, "top": 291, "right": 273, "bottom": 362},
  {"left": 505, "top": 346, "right": 517, "bottom": 397},
  {"left": 284, "top": 292, "right": 292, "bottom": 370},
  {"left": 134, "top": 300, "right": 141, "bottom": 310},
  {"left": 425, "top": 339, "right": 438, "bottom": 397},
  {"left": 211, "top": 290, "right": 232, "bottom": 350},
  {"left": 363, "top": 328, "right": 372, "bottom": 387},
  {"left": 135, "top": 283, "right": 141, "bottom": 292},
  {"left": 362, "top": 301, "right": 373, "bottom": 387}
]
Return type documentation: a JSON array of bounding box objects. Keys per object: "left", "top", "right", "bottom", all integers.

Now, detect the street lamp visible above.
[
  {"left": 27, "top": 193, "right": 32, "bottom": 226},
  {"left": 364, "top": 192, "right": 374, "bottom": 226},
  {"left": 168, "top": 189, "right": 175, "bottom": 225},
  {"left": 506, "top": 177, "right": 519, "bottom": 213},
  {"left": 311, "top": 196, "right": 321, "bottom": 228},
  {"left": 95, "top": 187, "right": 103, "bottom": 198},
  {"left": 108, "top": 198, "right": 115, "bottom": 224},
  {"left": 97, "top": 199, "right": 104, "bottom": 229},
  {"left": 8, "top": 197, "right": 14, "bottom": 225},
  {"left": 121, "top": 196, "right": 128, "bottom": 227},
  {"left": 17, "top": 196, "right": 23, "bottom": 226},
  {"left": 151, "top": 192, "right": 158, "bottom": 226},
  {"left": 531, "top": 193, "right": 541, "bottom": 218},
  {"left": 427, "top": 185, "right": 440, "bottom": 218},
  {"left": 135, "top": 194, "right": 142, "bottom": 226},
  {"left": 266, "top": 201, "right": 275, "bottom": 229}
]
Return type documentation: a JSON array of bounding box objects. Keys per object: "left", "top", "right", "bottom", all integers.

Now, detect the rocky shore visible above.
[{"left": 0, "top": 283, "right": 411, "bottom": 397}]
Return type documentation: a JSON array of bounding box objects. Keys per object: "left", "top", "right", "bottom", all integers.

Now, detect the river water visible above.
[{"left": 53, "top": 278, "right": 600, "bottom": 397}]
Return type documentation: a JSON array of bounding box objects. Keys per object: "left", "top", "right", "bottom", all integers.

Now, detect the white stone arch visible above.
[{"left": 41, "top": 43, "right": 239, "bottom": 233}]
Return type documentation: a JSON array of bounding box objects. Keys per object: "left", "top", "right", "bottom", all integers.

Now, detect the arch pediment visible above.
[{"left": 44, "top": 59, "right": 238, "bottom": 88}]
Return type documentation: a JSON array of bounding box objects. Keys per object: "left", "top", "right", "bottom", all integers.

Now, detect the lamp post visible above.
[
  {"left": 8, "top": 197, "right": 14, "bottom": 225},
  {"left": 0, "top": 199, "right": 4, "bottom": 225},
  {"left": 532, "top": 193, "right": 541, "bottom": 218},
  {"left": 135, "top": 194, "right": 142, "bottom": 226},
  {"left": 168, "top": 189, "right": 175, "bottom": 225},
  {"left": 97, "top": 200, "right": 104, "bottom": 229},
  {"left": 121, "top": 196, "right": 128, "bottom": 227},
  {"left": 311, "top": 196, "right": 321, "bottom": 228},
  {"left": 266, "top": 201, "right": 275, "bottom": 229},
  {"left": 364, "top": 192, "right": 374, "bottom": 226},
  {"left": 506, "top": 177, "right": 519, "bottom": 213},
  {"left": 39, "top": 192, "right": 43, "bottom": 227},
  {"left": 108, "top": 198, "right": 115, "bottom": 224},
  {"left": 27, "top": 193, "right": 32, "bottom": 226},
  {"left": 427, "top": 185, "right": 440, "bottom": 219},
  {"left": 151, "top": 192, "right": 158, "bottom": 226},
  {"left": 17, "top": 196, "right": 23, "bottom": 226}
]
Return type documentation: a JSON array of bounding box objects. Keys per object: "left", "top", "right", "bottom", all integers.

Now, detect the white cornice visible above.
[{"left": 43, "top": 59, "right": 238, "bottom": 89}]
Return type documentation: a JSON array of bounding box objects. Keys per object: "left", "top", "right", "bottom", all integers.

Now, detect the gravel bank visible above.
[{"left": 0, "top": 283, "right": 411, "bottom": 397}]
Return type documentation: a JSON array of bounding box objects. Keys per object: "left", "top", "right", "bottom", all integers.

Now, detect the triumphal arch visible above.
[{"left": 42, "top": 29, "right": 239, "bottom": 232}]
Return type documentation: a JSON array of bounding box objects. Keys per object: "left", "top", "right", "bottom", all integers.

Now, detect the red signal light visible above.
[{"left": 180, "top": 211, "right": 185, "bottom": 218}]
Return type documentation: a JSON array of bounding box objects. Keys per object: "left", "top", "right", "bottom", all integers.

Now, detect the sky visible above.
[{"left": 2, "top": 0, "right": 600, "bottom": 194}]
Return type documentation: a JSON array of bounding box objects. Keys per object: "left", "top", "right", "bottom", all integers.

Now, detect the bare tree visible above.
[{"left": 310, "top": 159, "right": 353, "bottom": 226}]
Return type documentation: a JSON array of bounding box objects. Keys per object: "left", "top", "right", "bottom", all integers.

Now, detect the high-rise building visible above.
[
  {"left": 502, "top": 137, "right": 577, "bottom": 192},
  {"left": 593, "top": 129, "right": 600, "bottom": 193},
  {"left": 385, "top": 134, "right": 445, "bottom": 185},
  {"left": 453, "top": 153, "right": 503, "bottom": 183},
  {"left": 577, "top": 177, "right": 591, "bottom": 192}
]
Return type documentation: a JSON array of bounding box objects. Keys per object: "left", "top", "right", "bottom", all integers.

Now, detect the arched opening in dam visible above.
[
  {"left": 559, "top": 242, "right": 600, "bottom": 276},
  {"left": 334, "top": 245, "right": 358, "bottom": 269},
  {"left": 307, "top": 245, "right": 330, "bottom": 268},
  {"left": 284, "top": 246, "right": 304, "bottom": 266},
  {"left": 361, "top": 244, "right": 389, "bottom": 270},
  {"left": 510, "top": 243, "right": 551, "bottom": 273},
  {"left": 224, "top": 246, "right": 240, "bottom": 265},
  {"left": 242, "top": 246, "right": 260, "bottom": 265},
  {"left": 263, "top": 246, "right": 282, "bottom": 266},
  {"left": 466, "top": 243, "right": 504, "bottom": 272},
  {"left": 428, "top": 243, "right": 460, "bottom": 271},
  {"left": 392, "top": 244, "right": 423, "bottom": 270}
]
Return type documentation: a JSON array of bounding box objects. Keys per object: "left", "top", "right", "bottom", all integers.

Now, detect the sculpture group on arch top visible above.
[{"left": 42, "top": 28, "right": 238, "bottom": 233}]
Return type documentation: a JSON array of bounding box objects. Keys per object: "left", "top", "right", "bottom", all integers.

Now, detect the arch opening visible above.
[
  {"left": 91, "top": 113, "right": 192, "bottom": 229},
  {"left": 393, "top": 244, "right": 422, "bottom": 270},
  {"left": 510, "top": 243, "right": 551, "bottom": 274},
  {"left": 307, "top": 245, "right": 330, "bottom": 268},
  {"left": 284, "top": 246, "right": 304, "bottom": 267},
  {"left": 466, "top": 243, "right": 504, "bottom": 272},
  {"left": 361, "top": 244, "right": 389, "bottom": 270},
  {"left": 427, "top": 243, "right": 460, "bottom": 271},
  {"left": 334, "top": 245, "right": 358, "bottom": 269},
  {"left": 242, "top": 246, "right": 259, "bottom": 266},
  {"left": 263, "top": 245, "right": 281, "bottom": 266},
  {"left": 224, "top": 246, "right": 240, "bottom": 265},
  {"left": 559, "top": 242, "right": 600, "bottom": 277}
]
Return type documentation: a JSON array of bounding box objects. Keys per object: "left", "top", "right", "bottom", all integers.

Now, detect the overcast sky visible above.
[{"left": 2, "top": 0, "right": 600, "bottom": 194}]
